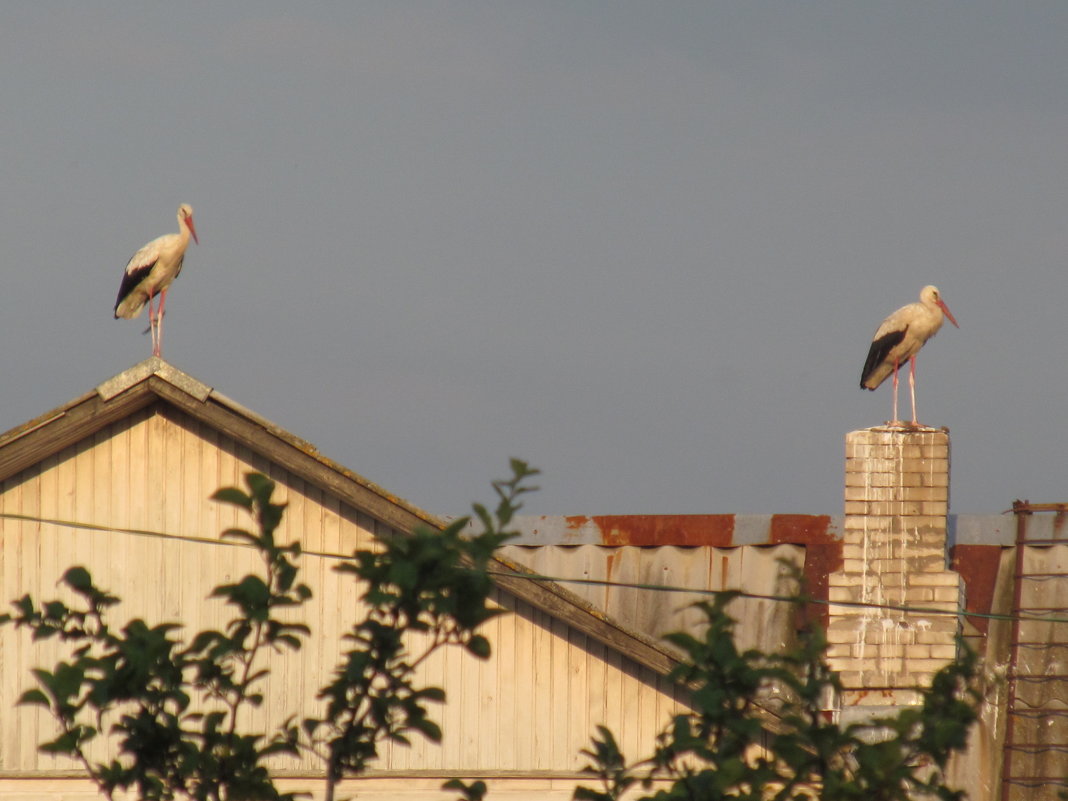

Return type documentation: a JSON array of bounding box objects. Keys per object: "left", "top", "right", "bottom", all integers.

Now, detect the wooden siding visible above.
[
  {"left": 0, "top": 405, "right": 687, "bottom": 792},
  {"left": 0, "top": 776, "right": 632, "bottom": 800}
]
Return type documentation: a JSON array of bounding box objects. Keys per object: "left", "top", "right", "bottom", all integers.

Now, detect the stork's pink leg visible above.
[
  {"left": 891, "top": 359, "right": 900, "bottom": 425},
  {"left": 156, "top": 289, "right": 167, "bottom": 358},
  {"left": 908, "top": 355, "right": 918, "bottom": 425},
  {"left": 147, "top": 294, "right": 159, "bottom": 357}
]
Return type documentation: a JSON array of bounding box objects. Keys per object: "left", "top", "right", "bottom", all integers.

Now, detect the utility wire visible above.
[
  {"left": 2, "top": 510, "right": 1067, "bottom": 626},
  {"left": 484, "top": 570, "right": 1043, "bottom": 625}
]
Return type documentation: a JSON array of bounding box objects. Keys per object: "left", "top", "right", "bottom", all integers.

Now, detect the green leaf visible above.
[
  {"left": 443, "top": 778, "right": 488, "bottom": 801},
  {"left": 18, "top": 688, "right": 51, "bottom": 708},
  {"left": 62, "top": 566, "right": 94, "bottom": 592},
  {"left": 211, "top": 487, "right": 253, "bottom": 509},
  {"left": 39, "top": 728, "right": 87, "bottom": 755},
  {"left": 465, "top": 634, "right": 492, "bottom": 660},
  {"left": 219, "top": 527, "right": 259, "bottom": 545},
  {"left": 408, "top": 717, "right": 443, "bottom": 743},
  {"left": 416, "top": 686, "right": 447, "bottom": 703},
  {"left": 244, "top": 471, "right": 276, "bottom": 501}
]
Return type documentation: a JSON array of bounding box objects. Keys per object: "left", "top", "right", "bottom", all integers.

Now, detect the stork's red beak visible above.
[
  {"left": 938, "top": 299, "right": 959, "bottom": 328},
  {"left": 187, "top": 216, "right": 199, "bottom": 245}
]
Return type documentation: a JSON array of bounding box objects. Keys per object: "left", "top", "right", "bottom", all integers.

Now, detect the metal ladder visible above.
[{"left": 1001, "top": 502, "right": 1068, "bottom": 801}]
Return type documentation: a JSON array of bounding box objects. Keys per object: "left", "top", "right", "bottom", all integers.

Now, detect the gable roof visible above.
[{"left": 0, "top": 357, "right": 680, "bottom": 677}]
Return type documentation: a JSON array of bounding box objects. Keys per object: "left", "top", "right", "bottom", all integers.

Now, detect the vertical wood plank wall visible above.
[{"left": 0, "top": 404, "right": 687, "bottom": 787}]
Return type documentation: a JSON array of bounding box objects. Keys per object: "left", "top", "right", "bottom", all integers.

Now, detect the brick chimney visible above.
[{"left": 826, "top": 426, "right": 963, "bottom": 706}]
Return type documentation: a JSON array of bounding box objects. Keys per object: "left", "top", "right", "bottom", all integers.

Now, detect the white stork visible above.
[
  {"left": 860, "top": 285, "right": 958, "bottom": 427},
  {"left": 114, "top": 203, "right": 199, "bottom": 358}
]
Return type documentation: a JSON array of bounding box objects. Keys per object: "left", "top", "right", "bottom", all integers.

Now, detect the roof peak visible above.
[{"left": 96, "top": 357, "right": 212, "bottom": 403}]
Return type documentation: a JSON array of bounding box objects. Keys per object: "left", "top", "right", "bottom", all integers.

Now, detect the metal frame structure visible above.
[{"left": 1001, "top": 502, "right": 1068, "bottom": 801}]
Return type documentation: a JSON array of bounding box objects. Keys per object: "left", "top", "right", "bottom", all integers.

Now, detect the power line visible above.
[
  {"left": 485, "top": 570, "right": 1038, "bottom": 624},
  {"left": 0, "top": 511, "right": 346, "bottom": 560},
  {"left": 2, "top": 510, "right": 1066, "bottom": 626}
]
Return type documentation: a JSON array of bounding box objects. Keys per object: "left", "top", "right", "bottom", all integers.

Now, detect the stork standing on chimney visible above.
[{"left": 860, "top": 285, "right": 959, "bottom": 427}]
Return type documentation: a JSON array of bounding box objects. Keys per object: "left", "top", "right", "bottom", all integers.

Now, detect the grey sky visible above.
[{"left": 2, "top": 3, "right": 1066, "bottom": 516}]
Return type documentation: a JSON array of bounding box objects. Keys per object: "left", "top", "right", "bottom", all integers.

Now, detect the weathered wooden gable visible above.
[{"left": 0, "top": 360, "right": 688, "bottom": 798}]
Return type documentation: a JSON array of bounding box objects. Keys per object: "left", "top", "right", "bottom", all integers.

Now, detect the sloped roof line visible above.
[
  {"left": 0, "top": 358, "right": 682, "bottom": 679},
  {"left": 97, "top": 357, "right": 212, "bottom": 402}
]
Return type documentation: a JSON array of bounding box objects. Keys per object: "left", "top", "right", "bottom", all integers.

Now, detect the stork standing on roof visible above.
[
  {"left": 860, "top": 285, "right": 959, "bottom": 427},
  {"left": 114, "top": 204, "right": 199, "bottom": 358}
]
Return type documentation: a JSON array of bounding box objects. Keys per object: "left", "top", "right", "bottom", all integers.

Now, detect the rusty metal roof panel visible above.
[
  {"left": 498, "top": 543, "right": 805, "bottom": 654},
  {"left": 510, "top": 514, "right": 840, "bottom": 546},
  {"left": 513, "top": 513, "right": 1017, "bottom": 546}
]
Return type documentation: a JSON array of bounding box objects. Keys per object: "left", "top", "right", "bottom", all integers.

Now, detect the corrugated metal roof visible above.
[
  {"left": 499, "top": 543, "right": 805, "bottom": 655},
  {"left": 512, "top": 513, "right": 1017, "bottom": 546}
]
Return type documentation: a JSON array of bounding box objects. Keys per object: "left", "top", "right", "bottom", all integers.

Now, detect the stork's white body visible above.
[
  {"left": 114, "top": 204, "right": 198, "bottom": 357},
  {"left": 860, "top": 285, "right": 958, "bottom": 426}
]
